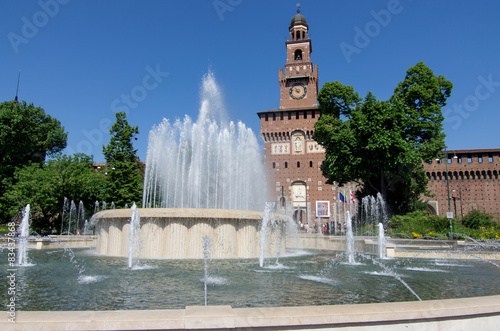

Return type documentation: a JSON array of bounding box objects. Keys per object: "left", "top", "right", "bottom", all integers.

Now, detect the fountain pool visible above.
[{"left": 1, "top": 247, "right": 499, "bottom": 311}]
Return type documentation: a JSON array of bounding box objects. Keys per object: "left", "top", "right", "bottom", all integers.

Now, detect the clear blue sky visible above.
[{"left": 1, "top": 0, "right": 499, "bottom": 163}]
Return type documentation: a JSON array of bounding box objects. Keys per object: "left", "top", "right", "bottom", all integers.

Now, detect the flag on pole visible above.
[
  {"left": 350, "top": 191, "right": 355, "bottom": 204},
  {"left": 339, "top": 192, "right": 345, "bottom": 203}
]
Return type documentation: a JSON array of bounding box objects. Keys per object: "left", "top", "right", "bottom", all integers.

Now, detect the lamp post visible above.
[{"left": 437, "top": 148, "right": 452, "bottom": 239}]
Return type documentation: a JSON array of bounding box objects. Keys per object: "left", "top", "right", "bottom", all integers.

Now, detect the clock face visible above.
[{"left": 289, "top": 82, "right": 307, "bottom": 100}]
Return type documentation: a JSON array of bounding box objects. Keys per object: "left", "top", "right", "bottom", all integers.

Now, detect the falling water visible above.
[
  {"left": 128, "top": 203, "right": 141, "bottom": 269},
  {"left": 345, "top": 211, "right": 355, "bottom": 264},
  {"left": 17, "top": 204, "right": 31, "bottom": 266},
  {"left": 83, "top": 220, "right": 89, "bottom": 235},
  {"left": 142, "top": 72, "right": 265, "bottom": 210},
  {"left": 378, "top": 223, "right": 386, "bottom": 259},
  {"left": 361, "top": 193, "right": 389, "bottom": 233},
  {"left": 203, "top": 235, "right": 212, "bottom": 306}
]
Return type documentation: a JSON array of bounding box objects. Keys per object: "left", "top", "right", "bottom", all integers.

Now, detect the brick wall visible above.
[{"left": 423, "top": 149, "right": 500, "bottom": 220}]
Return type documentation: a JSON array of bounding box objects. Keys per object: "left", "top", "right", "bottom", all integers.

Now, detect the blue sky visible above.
[{"left": 1, "top": 0, "right": 499, "bottom": 163}]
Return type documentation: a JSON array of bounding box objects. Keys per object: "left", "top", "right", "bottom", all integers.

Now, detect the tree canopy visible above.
[
  {"left": 0, "top": 100, "right": 68, "bottom": 221},
  {"left": 102, "top": 112, "right": 143, "bottom": 207},
  {"left": 4, "top": 154, "right": 103, "bottom": 231},
  {"left": 0, "top": 100, "right": 67, "bottom": 172},
  {"left": 313, "top": 62, "right": 452, "bottom": 214}
]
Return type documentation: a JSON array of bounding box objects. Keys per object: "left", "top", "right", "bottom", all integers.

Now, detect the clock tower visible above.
[
  {"left": 279, "top": 7, "right": 319, "bottom": 109},
  {"left": 258, "top": 6, "right": 338, "bottom": 228}
]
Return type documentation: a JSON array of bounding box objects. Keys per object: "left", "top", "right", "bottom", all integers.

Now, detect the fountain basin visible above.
[
  {"left": 94, "top": 208, "right": 285, "bottom": 259},
  {"left": 4, "top": 296, "right": 500, "bottom": 330}
]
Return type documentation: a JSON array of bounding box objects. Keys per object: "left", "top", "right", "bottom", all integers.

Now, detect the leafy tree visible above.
[
  {"left": 314, "top": 62, "right": 452, "bottom": 214},
  {"left": 0, "top": 100, "right": 68, "bottom": 220},
  {"left": 102, "top": 112, "right": 143, "bottom": 207},
  {"left": 4, "top": 154, "right": 103, "bottom": 231}
]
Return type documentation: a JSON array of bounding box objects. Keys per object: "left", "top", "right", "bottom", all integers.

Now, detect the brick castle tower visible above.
[{"left": 257, "top": 7, "right": 337, "bottom": 225}]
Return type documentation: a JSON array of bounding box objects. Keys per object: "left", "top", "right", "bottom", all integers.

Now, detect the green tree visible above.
[
  {"left": 102, "top": 112, "right": 143, "bottom": 207},
  {"left": 314, "top": 62, "right": 452, "bottom": 214},
  {"left": 4, "top": 154, "right": 103, "bottom": 231},
  {"left": 0, "top": 100, "right": 68, "bottom": 220}
]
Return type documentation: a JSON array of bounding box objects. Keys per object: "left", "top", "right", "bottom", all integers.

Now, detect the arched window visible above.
[{"left": 294, "top": 49, "right": 302, "bottom": 60}]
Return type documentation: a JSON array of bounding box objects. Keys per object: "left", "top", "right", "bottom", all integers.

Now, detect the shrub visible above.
[{"left": 461, "top": 210, "right": 497, "bottom": 230}]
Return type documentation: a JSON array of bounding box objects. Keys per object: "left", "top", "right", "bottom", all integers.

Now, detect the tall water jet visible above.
[
  {"left": 60, "top": 198, "right": 69, "bottom": 235},
  {"left": 77, "top": 201, "right": 85, "bottom": 235},
  {"left": 378, "top": 222, "right": 386, "bottom": 259},
  {"left": 68, "top": 200, "right": 77, "bottom": 235},
  {"left": 259, "top": 202, "right": 275, "bottom": 267},
  {"left": 142, "top": 72, "right": 265, "bottom": 210},
  {"left": 345, "top": 211, "right": 355, "bottom": 264},
  {"left": 203, "top": 235, "right": 212, "bottom": 306},
  {"left": 128, "top": 203, "right": 141, "bottom": 269},
  {"left": 17, "top": 204, "right": 31, "bottom": 266}
]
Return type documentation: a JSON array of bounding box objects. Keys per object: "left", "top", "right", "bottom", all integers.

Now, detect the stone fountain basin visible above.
[{"left": 94, "top": 208, "right": 285, "bottom": 259}]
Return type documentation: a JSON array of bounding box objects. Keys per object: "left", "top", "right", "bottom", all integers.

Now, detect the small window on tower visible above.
[
  {"left": 285, "top": 162, "right": 288, "bottom": 168},
  {"left": 297, "top": 161, "right": 300, "bottom": 168},
  {"left": 294, "top": 49, "right": 302, "bottom": 61}
]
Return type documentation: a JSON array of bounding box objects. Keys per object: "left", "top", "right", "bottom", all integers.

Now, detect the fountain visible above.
[
  {"left": 128, "top": 203, "right": 141, "bottom": 269},
  {"left": 93, "top": 72, "right": 281, "bottom": 260},
  {"left": 202, "top": 235, "right": 212, "bottom": 306},
  {"left": 345, "top": 211, "right": 355, "bottom": 264},
  {"left": 378, "top": 222, "right": 386, "bottom": 259},
  {"left": 142, "top": 72, "right": 264, "bottom": 211},
  {"left": 3, "top": 73, "right": 500, "bottom": 330},
  {"left": 16, "top": 204, "right": 31, "bottom": 266}
]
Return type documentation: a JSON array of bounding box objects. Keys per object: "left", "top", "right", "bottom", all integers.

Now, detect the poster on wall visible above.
[{"left": 316, "top": 201, "right": 330, "bottom": 218}]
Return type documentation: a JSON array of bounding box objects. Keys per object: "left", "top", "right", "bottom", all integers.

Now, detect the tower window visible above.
[
  {"left": 265, "top": 114, "right": 268, "bottom": 121},
  {"left": 285, "top": 162, "right": 288, "bottom": 168},
  {"left": 288, "top": 112, "right": 291, "bottom": 120},
  {"left": 309, "top": 161, "right": 313, "bottom": 167},
  {"left": 272, "top": 162, "right": 276, "bottom": 169},
  {"left": 297, "top": 161, "right": 300, "bottom": 168},
  {"left": 294, "top": 49, "right": 302, "bottom": 61}
]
